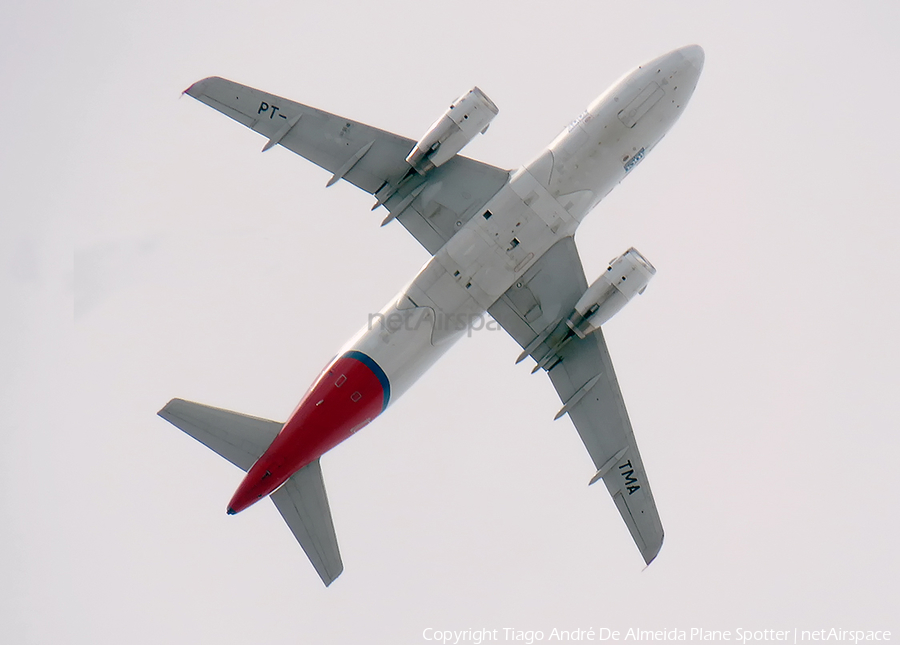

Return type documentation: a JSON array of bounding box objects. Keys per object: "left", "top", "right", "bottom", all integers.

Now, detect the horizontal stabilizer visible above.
[
  {"left": 271, "top": 460, "right": 343, "bottom": 586},
  {"left": 158, "top": 398, "right": 282, "bottom": 472}
]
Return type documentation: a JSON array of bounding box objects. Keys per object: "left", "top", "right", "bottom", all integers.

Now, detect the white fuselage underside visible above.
[{"left": 344, "top": 46, "right": 703, "bottom": 401}]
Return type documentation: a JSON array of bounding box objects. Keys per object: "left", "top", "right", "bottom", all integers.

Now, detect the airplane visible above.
[{"left": 159, "top": 44, "right": 705, "bottom": 586}]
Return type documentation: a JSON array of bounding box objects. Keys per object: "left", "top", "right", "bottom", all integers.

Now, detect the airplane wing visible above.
[
  {"left": 185, "top": 77, "right": 510, "bottom": 254},
  {"left": 487, "top": 238, "right": 664, "bottom": 564}
]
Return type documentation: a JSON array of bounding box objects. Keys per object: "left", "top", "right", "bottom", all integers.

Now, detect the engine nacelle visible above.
[
  {"left": 566, "top": 248, "right": 656, "bottom": 338},
  {"left": 405, "top": 87, "right": 498, "bottom": 174}
]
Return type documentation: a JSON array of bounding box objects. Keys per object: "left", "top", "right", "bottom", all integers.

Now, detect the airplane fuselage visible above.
[{"left": 227, "top": 45, "right": 704, "bottom": 514}]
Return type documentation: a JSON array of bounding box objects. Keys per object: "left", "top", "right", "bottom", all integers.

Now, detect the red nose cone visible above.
[{"left": 227, "top": 351, "right": 389, "bottom": 514}]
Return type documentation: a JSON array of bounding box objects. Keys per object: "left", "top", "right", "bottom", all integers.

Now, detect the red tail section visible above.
[{"left": 227, "top": 351, "right": 390, "bottom": 513}]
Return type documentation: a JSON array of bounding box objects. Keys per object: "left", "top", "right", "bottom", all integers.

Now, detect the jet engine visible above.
[
  {"left": 405, "top": 87, "right": 498, "bottom": 174},
  {"left": 566, "top": 248, "right": 656, "bottom": 338}
]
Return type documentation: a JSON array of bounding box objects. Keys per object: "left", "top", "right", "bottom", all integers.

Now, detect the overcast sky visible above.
[{"left": 3, "top": 1, "right": 898, "bottom": 643}]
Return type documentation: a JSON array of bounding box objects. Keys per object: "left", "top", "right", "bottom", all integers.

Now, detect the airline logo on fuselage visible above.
[{"left": 624, "top": 147, "right": 646, "bottom": 173}]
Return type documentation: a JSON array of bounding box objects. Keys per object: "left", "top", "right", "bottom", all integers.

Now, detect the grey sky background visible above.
[{"left": 3, "top": 1, "right": 898, "bottom": 643}]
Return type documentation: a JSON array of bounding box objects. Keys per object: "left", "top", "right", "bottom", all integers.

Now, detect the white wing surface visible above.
[
  {"left": 185, "top": 77, "right": 510, "bottom": 254},
  {"left": 487, "top": 238, "right": 664, "bottom": 564}
]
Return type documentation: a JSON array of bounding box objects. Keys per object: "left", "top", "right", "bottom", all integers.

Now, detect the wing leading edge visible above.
[
  {"left": 184, "top": 77, "right": 509, "bottom": 254},
  {"left": 487, "top": 238, "right": 664, "bottom": 564}
]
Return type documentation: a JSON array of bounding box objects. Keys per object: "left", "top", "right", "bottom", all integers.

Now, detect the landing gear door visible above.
[{"left": 618, "top": 82, "right": 664, "bottom": 128}]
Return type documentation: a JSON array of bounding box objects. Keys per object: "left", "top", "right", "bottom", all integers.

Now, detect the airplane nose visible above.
[{"left": 678, "top": 44, "right": 705, "bottom": 72}]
